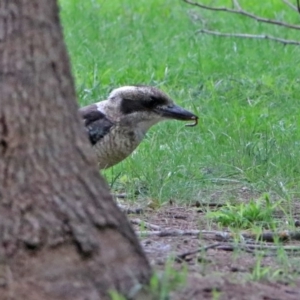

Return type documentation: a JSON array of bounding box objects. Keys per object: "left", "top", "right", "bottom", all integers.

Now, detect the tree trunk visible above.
[{"left": 0, "top": 1, "right": 151, "bottom": 299}]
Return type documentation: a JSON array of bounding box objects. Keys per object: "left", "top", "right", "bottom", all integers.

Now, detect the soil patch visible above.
[{"left": 127, "top": 205, "right": 300, "bottom": 300}]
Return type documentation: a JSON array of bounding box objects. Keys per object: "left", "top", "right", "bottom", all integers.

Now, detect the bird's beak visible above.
[{"left": 155, "top": 104, "right": 198, "bottom": 124}]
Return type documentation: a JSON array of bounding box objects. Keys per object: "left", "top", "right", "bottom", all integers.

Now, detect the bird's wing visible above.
[{"left": 79, "top": 104, "right": 114, "bottom": 145}]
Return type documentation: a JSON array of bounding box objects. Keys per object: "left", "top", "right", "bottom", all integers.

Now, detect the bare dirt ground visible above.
[{"left": 126, "top": 204, "right": 300, "bottom": 300}]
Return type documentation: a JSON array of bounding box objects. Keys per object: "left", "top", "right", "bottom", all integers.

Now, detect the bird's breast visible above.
[{"left": 93, "top": 126, "right": 145, "bottom": 169}]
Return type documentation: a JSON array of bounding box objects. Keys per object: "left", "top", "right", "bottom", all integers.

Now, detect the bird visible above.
[{"left": 79, "top": 85, "right": 198, "bottom": 169}]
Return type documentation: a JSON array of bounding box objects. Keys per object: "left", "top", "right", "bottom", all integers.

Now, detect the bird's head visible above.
[{"left": 107, "top": 85, "right": 198, "bottom": 131}]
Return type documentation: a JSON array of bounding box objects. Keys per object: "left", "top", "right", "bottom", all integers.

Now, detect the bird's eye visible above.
[
  {"left": 149, "top": 95, "right": 168, "bottom": 107},
  {"left": 143, "top": 96, "right": 159, "bottom": 108},
  {"left": 150, "top": 96, "right": 159, "bottom": 103}
]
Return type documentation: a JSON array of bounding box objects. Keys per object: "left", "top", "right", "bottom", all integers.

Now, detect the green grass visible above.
[
  {"left": 59, "top": 0, "right": 300, "bottom": 205},
  {"left": 206, "top": 194, "right": 281, "bottom": 229}
]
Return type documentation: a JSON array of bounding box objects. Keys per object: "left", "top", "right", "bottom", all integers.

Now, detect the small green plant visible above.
[
  {"left": 211, "top": 288, "right": 222, "bottom": 300},
  {"left": 148, "top": 259, "right": 187, "bottom": 300},
  {"left": 206, "top": 194, "right": 280, "bottom": 229},
  {"left": 248, "top": 255, "right": 285, "bottom": 281},
  {"left": 109, "top": 291, "right": 127, "bottom": 300},
  {"left": 109, "top": 259, "right": 187, "bottom": 300}
]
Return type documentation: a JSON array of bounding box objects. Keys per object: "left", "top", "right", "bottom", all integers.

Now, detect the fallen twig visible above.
[
  {"left": 215, "top": 244, "right": 256, "bottom": 255},
  {"left": 197, "top": 29, "right": 300, "bottom": 46},
  {"left": 131, "top": 218, "right": 161, "bottom": 230},
  {"left": 194, "top": 201, "right": 225, "bottom": 209},
  {"left": 241, "top": 230, "right": 300, "bottom": 242},
  {"left": 137, "top": 229, "right": 216, "bottom": 237},
  {"left": 118, "top": 204, "right": 145, "bottom": 214},
  {"left": 240, "top": 243, "right": 300, "bottom": 252},
  {"left": 175, "top": 242, "right": 221, "bottom": 262},
  {"left": 124, "top": 207, "right": 145, "bottom": 214},
  {"left": 172, "top": 214, "right": 188, "bottom": 220},
  {"left": 175, "top": 242, "right": 300, "bottom": 262},
  {"left": 136, "top": 228, "right": 300, "bottom": 242},
  {"left": 215, "top": 243, "right": 300, "bottom": 254}
]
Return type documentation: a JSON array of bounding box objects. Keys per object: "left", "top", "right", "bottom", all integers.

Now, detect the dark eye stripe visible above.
[
  {"left": 120, "top": 97, "right": 168, "bottom": 114},
  {"left": 147, "top": 96, "right": 168, "bottom": 107},
  {"left": 120, "top": 99, "right": 143, "bottom": 114}
]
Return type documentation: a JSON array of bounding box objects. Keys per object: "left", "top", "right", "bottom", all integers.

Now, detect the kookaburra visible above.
[{"left": 79, "top": 85, "right": 198, "bottom": 169}]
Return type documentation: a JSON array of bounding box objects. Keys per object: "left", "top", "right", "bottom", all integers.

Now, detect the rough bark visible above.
[{"left": 0, "top": 1, "right": 151, "bottom": 299}]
